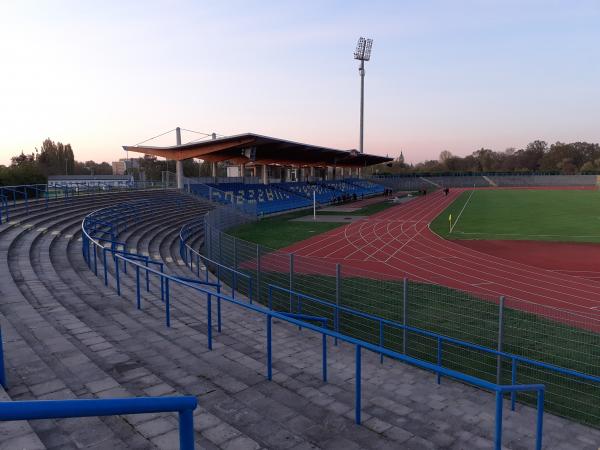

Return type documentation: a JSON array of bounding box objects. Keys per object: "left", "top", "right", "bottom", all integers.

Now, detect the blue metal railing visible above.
[
  {"left": 82, "top": 212, "right": 548, "bottom": 450},
  {"left": 180, "top": 221, "right": 253, "bottom": 302},
  {"left": 0, "top": 182, "right": 173, "bottom": 226},
  {"left": 181, "top": 217, "right": 600, "bottom": 411},
  {"left": 267, "top": 284, "right": 600, "bottom": 410},
  {"left": 0, "top": 397, "right": 197, "bottom": 449}
]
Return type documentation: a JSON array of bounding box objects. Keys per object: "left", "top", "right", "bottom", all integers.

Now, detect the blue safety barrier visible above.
[
  {"left": 0, "top": 327, "right": 6, "bottom": 389},
  {"left": 0, "top": 397, "right": 197, "bottom": 449},
  {"left": 82, "top": 211, "right": 547, "bottom": 450},
  {"left": 266, "top": 283, "right": 600, "bottom": 410},
  {"left": 180, "top": 222, "right": 253, "bottom": 302}
]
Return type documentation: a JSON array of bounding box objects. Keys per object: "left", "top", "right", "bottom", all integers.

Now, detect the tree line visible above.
[
  {"left": 369, "top": 140, "right": 600, "bottom": 175},
  {"left": 1, "top": 138, "right": 215, "bottom": 186}
]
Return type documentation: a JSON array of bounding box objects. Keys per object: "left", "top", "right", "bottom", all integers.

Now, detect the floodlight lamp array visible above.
[{"left": 354, "top": 37, "right": 373, "bottom": 61}]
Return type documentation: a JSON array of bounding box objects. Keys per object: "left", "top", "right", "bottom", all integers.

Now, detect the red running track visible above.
[{"left": 283, "top": 189, "right": 600, "bottom": 328}]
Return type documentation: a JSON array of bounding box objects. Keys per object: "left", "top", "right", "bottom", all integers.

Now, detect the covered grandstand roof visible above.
[{"left": 123, "top": 133, "right": 392, "bottom": 167}]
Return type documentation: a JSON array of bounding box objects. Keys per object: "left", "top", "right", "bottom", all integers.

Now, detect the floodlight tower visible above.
[{"left": 354, "top": 37, "right": 373, "bottom": 153}]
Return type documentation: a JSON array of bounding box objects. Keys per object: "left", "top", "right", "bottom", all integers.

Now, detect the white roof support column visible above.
[{"left": 175, "top": 127, "right": 184, "bottom": 189}]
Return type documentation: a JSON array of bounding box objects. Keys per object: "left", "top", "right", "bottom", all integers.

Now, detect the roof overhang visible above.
[{"left": 123, "top": 133, "right": 392, "bottom": 168}]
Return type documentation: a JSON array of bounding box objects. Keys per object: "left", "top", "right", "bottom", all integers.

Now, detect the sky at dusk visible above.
[{"left": 1, "top": 0, "right": 599, "bottom": 166}]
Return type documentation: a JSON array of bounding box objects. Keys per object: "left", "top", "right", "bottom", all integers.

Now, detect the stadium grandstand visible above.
[{"left": 124, "top": 132, "right": 390, "bottom": 215}]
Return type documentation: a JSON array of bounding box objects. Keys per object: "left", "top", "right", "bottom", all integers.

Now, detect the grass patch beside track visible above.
[
  {"left": 431, "top": 189, "right": 600, "bottom": 243},
  {"left": 229, "top": 200, "right": 397, "bottom": 249}
]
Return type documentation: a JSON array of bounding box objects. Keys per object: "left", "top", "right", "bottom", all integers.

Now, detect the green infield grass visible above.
[
  {"left": 431, "top": 189, "right": 600, "bottom": 242},
  {"left": 229, "top": 200, "right": 397, "bottom": 249}
]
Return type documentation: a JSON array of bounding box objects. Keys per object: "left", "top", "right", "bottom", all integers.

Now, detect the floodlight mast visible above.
[{"left": 354, "top": 37, "right": 373, "bottom": 154}]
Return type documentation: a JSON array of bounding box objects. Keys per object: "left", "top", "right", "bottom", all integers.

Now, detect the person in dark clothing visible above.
[
  {"left": 352, "top": 193, "right": 357, "bottom": 202},
  {"left": 444, "top": 187, "right": 450, "bottom": 196}
]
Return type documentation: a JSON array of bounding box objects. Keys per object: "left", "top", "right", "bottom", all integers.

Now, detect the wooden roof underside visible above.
[{"left": 123, "top": 133, "right": 392, "bottom": 168}]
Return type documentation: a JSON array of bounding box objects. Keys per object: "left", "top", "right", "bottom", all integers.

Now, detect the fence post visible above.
[
  {"left": 289, "top": 253, "right": 294, "bottom": 304},
  {"left": 403, "top": 278, "right": 408, "bottom": 354},
  {"left": 335, "top": 263, "right": 341, "bottom": 346},
  {"left": 496, "top": 296, "right": 505, "bottom": 384},
  {"left": 233, "top": 238, "right": 237, "bottom": 270},
  {"left": 256, "top": 245, "right": 261, "bottom": 303}
]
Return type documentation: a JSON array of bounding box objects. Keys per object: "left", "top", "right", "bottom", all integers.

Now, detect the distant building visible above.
[
  {"left": 48, "top": 175, "right": 133, "bottom": 188},
  {"left": 112, "top": 158, "right": 141, "bottom": 175}
]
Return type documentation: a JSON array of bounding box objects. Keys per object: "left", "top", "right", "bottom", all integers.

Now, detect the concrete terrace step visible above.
[{"left": 0, "top": 190, "right": 599, "bottom": 449}]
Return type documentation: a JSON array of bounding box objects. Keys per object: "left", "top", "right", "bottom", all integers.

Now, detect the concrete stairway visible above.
[{"left": 0, "top": 191, "right": 598, "bottom": 449}]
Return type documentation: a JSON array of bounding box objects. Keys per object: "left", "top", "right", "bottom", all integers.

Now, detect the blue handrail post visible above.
[
  {"left": 379, "top": 321, "right": 384, "bottom": 364},
  {"left": 160, "top": 267, "right": 165, "bottom": 302},
  {"left": 0, "top": 327, "right": 7, "bottom": 388},
  {"left": 115, "top": 258, "right": 121, "bottom": 296},
  {"left": 165, "top": 278, "right": 171, "bottom": 327},
  {"left": 207, "top": 294, "right": 212, "bottom": 350},
  {"left": 267, "top": 314, "right": 272, "bottom": 381},
  {"left": 355, "top": 345, "right": 362, "bottom": 424},
  {"left": 535, "top": 388, "right": 544, "bottom": 450},
  {"left": 322, "top": 333, "right": 327, "bottom": 383},
  {"left": 217, "top": 285, "right": 222, "bottom": 333},
  {"left": 511, "top": 358, "right": 517, "bottom": 411},
  {"left": 335, "top": 263, "right": 340, "bottom": 347},
  {"left": 136, "top": 266, "right": 141, "bottom": 310},
  {"left": 145, "top": 261, "right": 150, "bottom": 292},
  {"left": 178, "top": 408, "right": 195, "bottom": 450},
  {"left": 103, "top": 249, "right": 108, "bottom": 286},
  {"left": 437, "top": 337, "right": 442, "bottom": 385},
  {"left": 494, "top": 391, "right": 503, "bottom": 450},
  {"left": 93, "top": 244, "right": 97, "bottom": 276}
]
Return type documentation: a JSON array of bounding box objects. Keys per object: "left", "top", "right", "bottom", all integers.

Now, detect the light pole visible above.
[{"left": 354, "top": 37, "right": 373, "bottom": 154}]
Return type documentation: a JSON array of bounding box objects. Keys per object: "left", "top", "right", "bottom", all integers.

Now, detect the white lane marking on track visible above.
[
  {"left": 355, "top": 190, "right": 600, "bottom": 313},
  {"left": 449, "top": 189, "right": 474, "bottom": 233},
  {"left": 385, "top": 201, "right": 600, "bottom": 314}
]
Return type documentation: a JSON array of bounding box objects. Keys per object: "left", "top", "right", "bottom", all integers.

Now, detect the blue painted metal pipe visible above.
[
  {"left": 267, "top": 315, "right": 272, "bottom": 381},
  {"left": 0, "top": 397, "right": 197, "bottom": 450},
  {"left": 0, "top": 327, "right": 6, "bottom": 388},
  {"left": 207, "top": 294, "right": 212, "bottom": 350},
  {"left": 355, "top": 345, "right": 361, "bottom": 424}
]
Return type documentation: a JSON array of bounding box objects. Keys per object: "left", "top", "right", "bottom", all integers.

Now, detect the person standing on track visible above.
[{"left": 444, "top": 187, "right": 449, "bottom": 196}]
